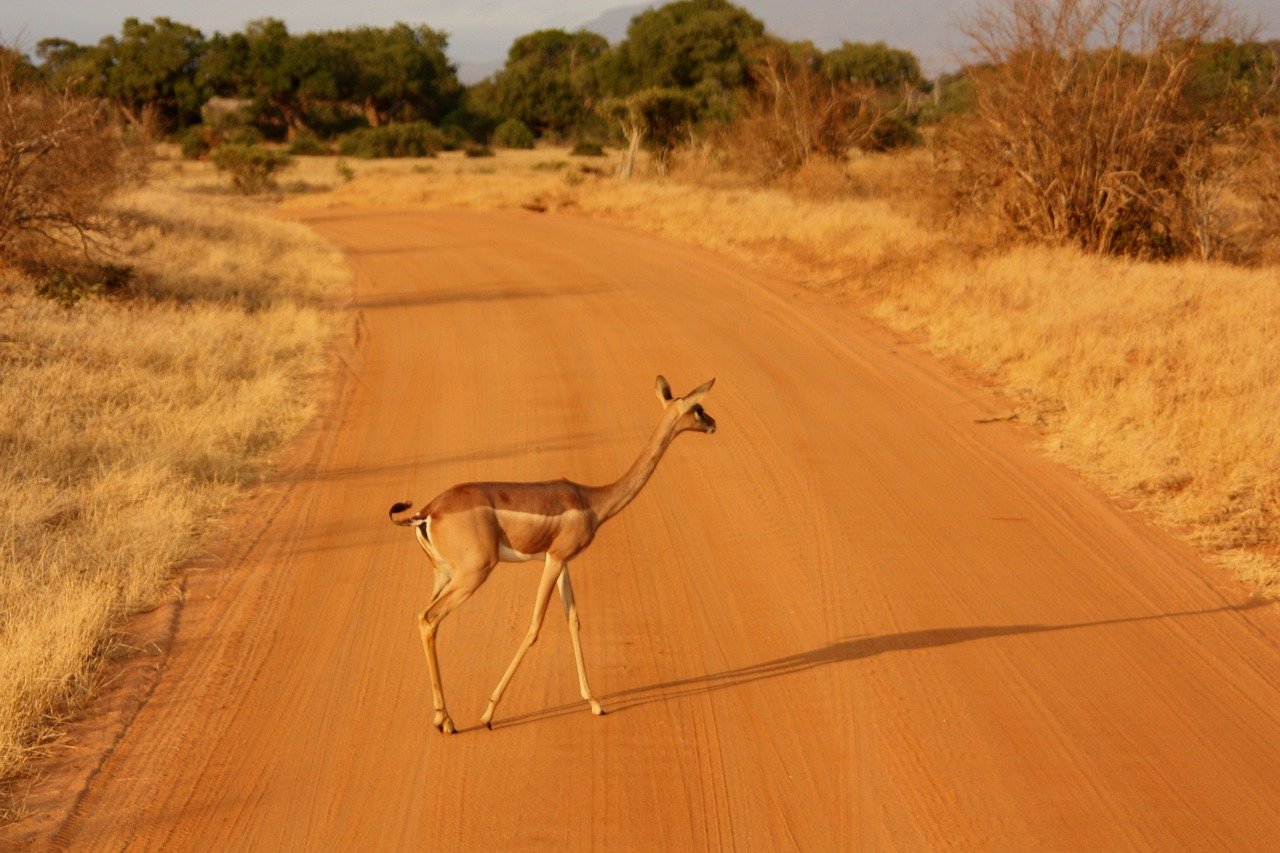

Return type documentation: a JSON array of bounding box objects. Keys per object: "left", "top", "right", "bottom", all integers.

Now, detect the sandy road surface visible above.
[{"left": 17, "top": 209, "right": 1280, "bottom": 848}]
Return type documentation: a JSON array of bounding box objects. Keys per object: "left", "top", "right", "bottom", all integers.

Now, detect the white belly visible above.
[{"left": 497, "top": 545, "right": 547, "bottom": 563}]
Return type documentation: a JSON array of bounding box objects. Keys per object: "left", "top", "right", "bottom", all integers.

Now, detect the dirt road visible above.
[{"left": 24, "top": 209, "right": 1280, "bottom": 848}]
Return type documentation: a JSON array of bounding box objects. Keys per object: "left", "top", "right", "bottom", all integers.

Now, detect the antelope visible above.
[{"left": 389, "top": 375, "right": 716, "bottom": 733}]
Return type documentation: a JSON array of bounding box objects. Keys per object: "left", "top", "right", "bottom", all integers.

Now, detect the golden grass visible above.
[
  {"left": 277, "top": 145, "right": 1279, "bottom": 596},
  {"left": 0, "top": 174, "right": 346, "bottom": 786}
]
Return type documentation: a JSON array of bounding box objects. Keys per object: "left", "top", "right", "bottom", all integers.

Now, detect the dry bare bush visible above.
[
  {"left": 731, "top": 45, "right": 887, "bottom": 179},
  {"left": 947, "top": 0, "right": 1256, "bottom": 258},
  {"left": 0, "top": 50, "right": 140, "bottom": 282}
]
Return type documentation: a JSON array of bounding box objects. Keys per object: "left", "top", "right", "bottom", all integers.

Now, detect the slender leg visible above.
[
  {"left": 417, "top": 565, "right": 451, "bottom": 730},
  {"left": 557, "top": 566, "right": 604, "bottom": 716},
  {"left": 417, "top": 583, "right": 475, "bottom": 734},
  {"left": 482, "top": 555, "right": 564, "bottom": 728}
]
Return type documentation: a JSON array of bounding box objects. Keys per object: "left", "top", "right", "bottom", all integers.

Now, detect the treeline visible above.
[
  {"left": 18, "top": 1, "right": 1277, "bottom": 169},
  {"left": 8, "top": 0, "right": 1280, "bottom": 260},
  {"left": 15, "top": 2, "right": 939, "bottom": 160}
]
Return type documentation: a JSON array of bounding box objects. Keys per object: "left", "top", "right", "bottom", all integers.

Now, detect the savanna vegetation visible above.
[{"left": 2, "top": 0, "right": 1279, "bottom": 807}]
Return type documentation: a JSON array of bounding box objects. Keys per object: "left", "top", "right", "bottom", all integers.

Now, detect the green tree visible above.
[
  {"left": 65, "top": 18, "right": 207, "bottom": 130},
  {"left": 334, "top": 24, "right": 461, "bottom": 127},
  {"left": 1185, "top": 39, "right": 1278, "bottom": 120},
  {"left": 492, "top": 29, "right": 609, "bottom": 138},
  {"left": 602, "top": 87, "right": 698, "bottom": 177},
  {"left": 33, "top": 38, "right": 89, "bottom": 83},
  {"left": 822, "top": 41, "right": 924, "bottom": 89},
  {"left": 596, "top": 0, "right": 766, "bottom": 107},
  {"left": 202, "top": 19, "right": 352, "bottom": 139}
]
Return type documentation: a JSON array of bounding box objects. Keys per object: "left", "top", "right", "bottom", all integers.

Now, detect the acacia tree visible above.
[
  {"left": 202, "top": 21, "right": 352, "bottom": 139},
  {"left": 336, "top": 24, "right": 461, "bottom": 127},
  {"left": 822, "top": 41, "right": 924, "bottom": 89},
  {"left": 602, "top": 87, "right": 698, "bottom": 178},
  {"left": 63, "top": 17, "right": 207, "bottom": 132},
  {"left": 493, "top": 29, "right": 608, "bottom": 138},
  {"left": 592, "top": 0, "right": 766, "bottom": 125}
]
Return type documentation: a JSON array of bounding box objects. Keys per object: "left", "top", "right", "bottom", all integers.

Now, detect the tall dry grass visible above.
[
  {"left": 0, "top": 174, "right": 346, "bottom": 788},
  {"left": 278, "top": 146, "right": 1279, "bottom": 595}
]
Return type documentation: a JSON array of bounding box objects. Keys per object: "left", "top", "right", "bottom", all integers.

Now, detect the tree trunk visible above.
[
  {"left": 620, "top": 121, "right": 643, "bottom": 180},
  {"left": 364, "top": 97, "right": 382, "bottom": 128}
]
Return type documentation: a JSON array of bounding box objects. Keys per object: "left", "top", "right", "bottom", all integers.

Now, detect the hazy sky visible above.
[
  {"left": 1, "top": 2, "right": 622, "bottom": 60},
  {"left": 4, "top": 1, "right": 1276, "bottom": 68}
]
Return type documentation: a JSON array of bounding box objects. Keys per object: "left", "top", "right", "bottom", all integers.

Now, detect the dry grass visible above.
[
  {"left": 0, "top": 171, "right": 346, "bottom": 785},
  {"left": 277, "top": 145, "right": 1279, "bottom": 595}
]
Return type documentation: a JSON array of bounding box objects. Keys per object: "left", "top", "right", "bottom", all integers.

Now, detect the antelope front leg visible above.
[
  {"left": 558, "top": 565, "right": 604, "bottom": 716},
  {"left": 482, "top": 554, "right": 564, "bottom": 729}
]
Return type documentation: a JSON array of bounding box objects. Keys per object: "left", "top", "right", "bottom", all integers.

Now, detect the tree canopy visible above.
[{"left": 492, "top": 29, "right": 609, "bottom": 138}]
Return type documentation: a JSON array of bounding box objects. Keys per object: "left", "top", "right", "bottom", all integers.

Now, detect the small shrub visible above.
[
  {"left": 464, "top": 143, "right": 495, "bottom": 158},
  {"left": 31, "top": 261, "right": 133, "bottom": 308},
  {"left": 441, "top": 124, "right": 470, "bottom": 151},
  {"left": 288, "top": 133, "right": 328, "bottom": 156},
  {"left": 338, "top": 122, "right": 445, "bottom": 158},
  {"left": 335, "top": 159, "right": 355, "bottom": 182},
  {"left": 211, "top": 144, "right": 292, "bottom": 194},
  {"left": 859, "top": 115, "right": 922, "bottom": 152},
  {"left": 492, "top": 118, "right": 535, "bottom": 149},
  {"left": 532, "top": 160, "right": 568, "bottom": 171},
  {"left": 179, "top": 126, "right": 212, "bottom": 160},
  {"left": 570, "top": 141, "right": 606, "bottom": 157},
  {"left": 226, "top": 126, "right": 264, "bottom": 146}
]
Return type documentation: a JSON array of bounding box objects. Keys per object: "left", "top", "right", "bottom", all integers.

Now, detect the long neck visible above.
[{"left": 589, "top": 416, "right": 678, "bottom": 523}]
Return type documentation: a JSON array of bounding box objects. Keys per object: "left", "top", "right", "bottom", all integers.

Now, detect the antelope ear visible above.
[
  {"left": 655, "top": 375, "right": 674, "bottom": 406},
  {"left": 677, "top": 377, "right": 715, "bottom": 413}
]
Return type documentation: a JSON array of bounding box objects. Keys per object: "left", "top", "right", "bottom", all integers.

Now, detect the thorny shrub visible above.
[
  {"left": 944, "top": 0, "right": 1269, "bottom": 259},
  {"left": 0, "top": 49, "right": 142, "bottom": 293},
  {"left": 731, "top": 44, "right": 897, "bottom": 179}
]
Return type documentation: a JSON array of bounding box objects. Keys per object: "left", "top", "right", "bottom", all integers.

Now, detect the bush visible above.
[
  {"left": 570, "top": 141, "right": 606, "bottom": 157},
  {"left": 859, "top": 115, "right": 922, "bottom": 152},
  {"left": 441, "top": 124, "right": 470, "bottom": 151},
  {"left": 464, "top": 143, "right": 495, "bottom": 158},
  {"left": 30, "top": 260, "right": 133, "bottom": 308},
  {"left": 226, "top": 126, "right": 264, "bottom": 146},
  {"left": 0, "top": 51, "right": 140, "bottom": 284},
  {"left": 211, "top": 144, "right": 292, "bottom": 194},
  {"left": 179, "top": 125, "right": 212, "bottom": 160},
  {"left": 288, "top": 133, "right": 329, "bottom": 156},
  {"left": 946, "top": 0, "right": 1264, "bottom": 259},
  {"left": 732, "top": 47, "right": 886, "bottom": 177},
  {"left": 337, "top": 122, "right": 446, "bottom": 158},
  {"left": 492, "top": 118, "right": 536, "bottom": 149}
]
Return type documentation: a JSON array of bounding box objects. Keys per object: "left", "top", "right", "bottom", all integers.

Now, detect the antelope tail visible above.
[{"left": 389, "top": 501, "right": 417, "bottom": 526}]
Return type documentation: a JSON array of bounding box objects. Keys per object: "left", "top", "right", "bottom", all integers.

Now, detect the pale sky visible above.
[
  {"left": 1, "top": 2, "right": 621, "bottom": 61},
  {"left": 4, "top": 1, "right": 1276, "bottom": 73}
]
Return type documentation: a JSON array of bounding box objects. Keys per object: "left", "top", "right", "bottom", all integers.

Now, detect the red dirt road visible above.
[{"left": 22, "top": 210, "right": 1280, "bottom": 848}]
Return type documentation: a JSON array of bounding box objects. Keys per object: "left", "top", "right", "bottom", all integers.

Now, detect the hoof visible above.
[
  {"left": 590, "top": 702, "right": 606, "bottom": 717},
  {"left": 440, "top": 718, "right": 456, "bottom": 735},
  {"left": 485, "top": 720, "right": 493, "bottom": 731}
]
